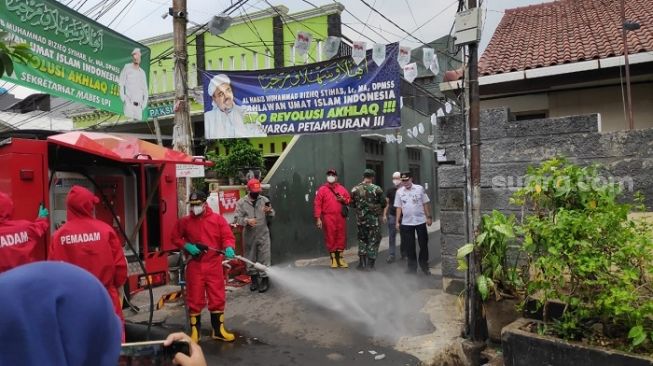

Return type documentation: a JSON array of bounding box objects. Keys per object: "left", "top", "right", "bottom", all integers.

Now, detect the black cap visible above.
[
  {"left": 188, "top": 191, "right": 207, "bottom": 204},
  {"left": 400, "top": 171, "right": 412, "bottom": 180},
  {"left": 326, "top": 168, "right": 338, "bottom": 176}
]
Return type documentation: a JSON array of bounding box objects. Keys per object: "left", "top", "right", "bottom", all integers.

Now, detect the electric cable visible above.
[
  {"left": 107, "top": 0, "right": 137, "bottom": 28},
  {"left": 361, "top": 0, "right": 378, "bottom": 38},
  {"left": 329, "top": 0, "right": 391, "bottom": 44},
  {"left": 261, "top": 0, "right": 318, "bottom": 64},
  {"left": 357, "top": 0, "right": 462, "bottom": 64},
  {"left": 359, "top": 0, "right": 428, "bottom": 46},
  {"left": 238, "top": 7, "right": 274, "bottom": 63},
  {"left": 149, "top": 0, "right": 250, "bottom": 64}
]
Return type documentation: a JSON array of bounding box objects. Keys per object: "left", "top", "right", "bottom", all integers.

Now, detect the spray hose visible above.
[{"left": 193, "top": 244, "right": 269, "bottom": 272}]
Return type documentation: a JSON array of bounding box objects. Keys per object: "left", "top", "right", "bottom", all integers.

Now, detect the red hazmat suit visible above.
[
  {"left": 314, "top": 183, "right": 351, "bottom": 252},
  {"left": 0, "top": 192, "right": 49, "bottom": 274},
  {"left": 171, "top": 206, "right": 235, "bottom": 314},
  {"left": 49, "top": 186, "right": 127, "bottom": 328}
]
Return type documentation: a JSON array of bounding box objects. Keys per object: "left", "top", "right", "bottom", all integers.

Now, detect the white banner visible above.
[
  {"left": 322, "top": 36, "right": 341, "bottom": 59},
  {"left": 430, "top": 54, "right": 440, "bottom": 75},
  {"left": 372, "top": 43, "right": 386, "bottom": 66},
  {"left": 294, "top": 31, "right": 313, "bottom": 57},
  {"left": 445, "top": 101, "right": 453, "bottom": 113},
  {"left": 422, "top": 47, "right": 435, "bottom": 69},
  {"left": 352, "top": 41, "right": 367, "bottom": 64},
  {"left": 403, "top": 62, "right": 418, "bottom": 83},
  {"left": 398, "top": 46, "right": 411, "bottom": 67}
]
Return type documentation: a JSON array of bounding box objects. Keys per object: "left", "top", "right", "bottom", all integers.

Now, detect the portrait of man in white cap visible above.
[
  {"left": 118, "top": 48, "right": 148, "bottom": 120},
  {"left": 204, "top": 73, "right": 266, "bottom": 139}
]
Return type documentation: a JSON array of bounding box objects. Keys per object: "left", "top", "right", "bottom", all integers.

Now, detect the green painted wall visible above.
[
  {"left": 265, "top": 104, "right": 440, "bottom": 262},
  {"left": 282, "top": 15, "right": 328, "bottom": 66},
  {"left": 203, "top": 17, "right": 274, "bottom": 71}
]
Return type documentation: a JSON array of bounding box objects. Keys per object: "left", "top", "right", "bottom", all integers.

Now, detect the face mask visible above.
[
  {"left": 326, "top": 175, "right": 336, "bottom": 183},
  {"left": 392, "top": 179, "right": 401, "bottom": 186},
  {"left": 249, "top": 192, "right": 259, "bottom": 200},
  {"left": 191, "top": 205, "right": 204, "bottom": 216}
]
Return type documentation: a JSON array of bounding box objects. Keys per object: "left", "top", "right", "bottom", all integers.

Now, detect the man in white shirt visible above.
[
  {"left": 118, "top": 48, "right": 148, "bottom": 120},
  {"left": 204, "top": 74, "right": 266, "bottom": 139},
  {"left": 394, "top": 171, "right": 432, "bottom": 274}
]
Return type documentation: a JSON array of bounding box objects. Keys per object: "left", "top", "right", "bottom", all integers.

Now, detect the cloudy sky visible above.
[{"left": 71, "top": 0, "right": 550, "bottom": 51}]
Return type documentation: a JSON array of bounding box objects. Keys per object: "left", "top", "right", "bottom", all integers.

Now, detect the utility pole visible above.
[
  {"left": 171, "top": 0, "right": 193, "bottom": 213},
  {"left": 620, "top": 0, "right": 635, "bottom": 130},
  {"left": 466, "top": 0, "right": 488, "bottom": 344}
]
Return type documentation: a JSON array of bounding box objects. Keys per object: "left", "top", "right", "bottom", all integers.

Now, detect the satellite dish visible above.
[{"left": 208, "top": 14, "right": 232, "bottom": 36}]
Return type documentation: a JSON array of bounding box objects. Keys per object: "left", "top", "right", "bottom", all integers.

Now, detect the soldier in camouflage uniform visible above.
[{"left": 350, "top": 169, "right": 386, "bottom": 270}]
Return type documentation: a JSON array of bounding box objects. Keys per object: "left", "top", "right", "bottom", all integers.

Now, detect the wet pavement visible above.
[{"left": 127, "top": 229, "right": 452, "bottom": 365}]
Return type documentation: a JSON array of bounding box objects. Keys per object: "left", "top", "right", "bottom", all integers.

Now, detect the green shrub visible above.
[
  {"left": 512, "top": 157, "right": 653, "bottom": 351},
  {"left": 457, "top": 210, "right": 524, "bottom": 301}
]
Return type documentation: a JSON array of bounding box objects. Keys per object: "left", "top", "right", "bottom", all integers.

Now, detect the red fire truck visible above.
[{"left": 0, "top": 130, "right": 208, "bottom": 296}]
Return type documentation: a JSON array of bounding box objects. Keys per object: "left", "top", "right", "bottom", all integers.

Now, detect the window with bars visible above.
[
  {"left": 363, "top": 139, "right": 385, "bottom": 156},
  {"left": 152, "top": 71, "right": 158, "bottom": 93},
  {"left": 161, "top": 69, "right": 167, "bottom": 91},
  {"left": 407, "top": 148, "right": 422, "bottom": 184}
]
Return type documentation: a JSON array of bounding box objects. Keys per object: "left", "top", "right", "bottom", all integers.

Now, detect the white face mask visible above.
[
  {"left": 392, "top": 179, "right": 401, "bottom": 186},
  {"left": 191, "top": 205, "right": 204, "bottom": 216},
  {"left": 326, "top": 175, "right": 336, "bottom": 183}
]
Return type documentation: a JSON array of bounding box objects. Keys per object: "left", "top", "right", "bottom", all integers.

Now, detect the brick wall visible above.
[{"left": 437, "top": 108, "right": 653, "bottom": 285}]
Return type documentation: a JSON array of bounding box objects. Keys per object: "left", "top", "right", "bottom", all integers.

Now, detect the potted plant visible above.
[
  {"left": 502, "top": 157, "right": 653, "bottom": 365},
  {"left": 457, "top": 210, "right": 524, "bottom": 342}
]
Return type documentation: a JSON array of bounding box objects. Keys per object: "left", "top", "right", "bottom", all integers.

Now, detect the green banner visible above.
[{"left": 0, "top": 0, "right": 151, "bottom": 120}]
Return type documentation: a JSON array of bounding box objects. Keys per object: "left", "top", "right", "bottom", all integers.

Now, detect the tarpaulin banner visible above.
[
  {"left": 201, "top": 43, "right": 401, "bottom": 139},
  {"left": 0, "top": 0, "right": 151, "bottom": 120}
]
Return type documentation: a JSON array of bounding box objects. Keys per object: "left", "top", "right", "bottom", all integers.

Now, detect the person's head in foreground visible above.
[{"left": 0, "top": 261, "right": 122, "bottom": 366}]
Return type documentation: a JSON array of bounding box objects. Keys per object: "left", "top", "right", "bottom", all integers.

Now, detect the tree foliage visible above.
[{"left": 206, "top": 139, "right": 265, "bottom": 180}]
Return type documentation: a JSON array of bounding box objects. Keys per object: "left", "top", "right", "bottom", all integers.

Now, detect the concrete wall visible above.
[
  {"left": 480, "top": 82, "right": 653, "bottom": 132},
  {"left": 437, "top": 108, "right": 653, "bottom": 288}
]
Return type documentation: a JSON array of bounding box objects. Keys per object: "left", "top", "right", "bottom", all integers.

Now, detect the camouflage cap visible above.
[{"left": 188, "top": 191, "right": 207, "bottom": 205}]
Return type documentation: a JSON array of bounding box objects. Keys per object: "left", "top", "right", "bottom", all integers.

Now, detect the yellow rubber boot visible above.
[
  {"left": 210, "top": 312, "right": 235, "bottom": 342},
  {"left": 336, "top": 251, "right": 349, "bottom": 268},
  {"left": 329, "top": 252, "right": 338, "bottom": 268},
  {"left": 189, "top": 313, "right": 201, "bottom": 343}
]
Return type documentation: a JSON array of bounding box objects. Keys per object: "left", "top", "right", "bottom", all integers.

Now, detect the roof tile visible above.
[{"left": 480, "top": 0, "right": 653, "bottom": 75}]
